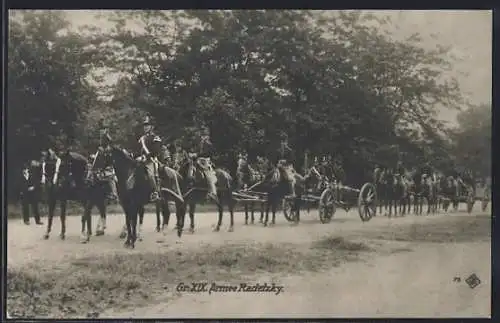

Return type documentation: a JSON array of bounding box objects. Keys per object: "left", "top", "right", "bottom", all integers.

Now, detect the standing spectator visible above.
[{"left": 19, "top": 160, "right": 43, "bottom": 225}]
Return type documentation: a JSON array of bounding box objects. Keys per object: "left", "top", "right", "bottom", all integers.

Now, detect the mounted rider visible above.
[
  {"left": 276, "top": 132, "right": 296, "bottom": 197},
  {"left": 138, "top": 116, "right": 163, "bottom": 202},
  {"left": 88, "top": 124, "right": 118, "bottom": 202},
  {"left": 194, "top": 125, "right": 217, "bottom": 198},
  {"left": 394, "top": 160, "right": 407, "bottom": 185}
]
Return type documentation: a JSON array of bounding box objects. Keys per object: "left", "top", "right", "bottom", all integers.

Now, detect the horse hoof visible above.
[
  {"left": 60, "top": 234, "right": 65, "bottom": 240},
  {"left": 43, "top": 233, "right": 49, "bottom": 240},
  {"left": 119, "top": 232, "right": 127, "bottom": 239},
  {"left": 263, "top": 222, "right": 268, "bottom": 227},
  {"left": 155, "top": 227, "right": 160, "bottom": 233},
  {"left": 95, "top": 230, "right": 104, "bottom": 236},
  {"left": 81, "top": 238, "right": 89, "bottom": 244},
  {"left": 227, "top": 226, "right": 234, "bottom": 232},
  {"left": 189, "top": 228, "right": 195, "bottom": 234},
  {"left": 213, "top": 226, "right": 220, "bottom": 232},
  {"left": 244, "top": 222, "right": 248, "bottom": 225}
]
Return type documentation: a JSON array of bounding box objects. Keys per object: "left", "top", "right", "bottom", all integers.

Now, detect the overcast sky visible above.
[{"left": 37, "top": 10, "right": 494, "bottom": 124}]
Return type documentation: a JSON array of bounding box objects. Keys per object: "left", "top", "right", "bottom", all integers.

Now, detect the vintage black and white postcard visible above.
[{"left": 5, "top": 9, "right": 492, "bottom": 319}]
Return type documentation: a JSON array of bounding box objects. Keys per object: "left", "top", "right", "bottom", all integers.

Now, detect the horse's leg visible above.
[
  {"left": 155, "top": 201, "right": 161, "bottom": 232},
  {"left": 189, "top": 202, "right": 196, "bottom": 233},
  {"left": 44, "top": 194, "right": 56, "bottom": 239},
  {"left": 244, "top": 203, "right": 249, "bottom": 225},
  {"left": 137, "top": 205, "right": 144, "bottom": 241},
  {"left": 81, "top": 201, "right": 88, "bottom": 240},
  {"left": 162, "top": 200, "right": 170, "bottom": 232},
  {"left": 260, "top": 202, "right": 264, "bottom": 223},
  {"left": 81, "top": 201, "right": 92, "bottom": 243},
  {"left": 175, "top": 201, "right": 184, "bottom": 238},
  {"left": 228, "top": 194, "right": 235, "bottom": 232},
  {"left": 270, "top": 198, "right": 277, "bottom": 226},
  {"left": 59, "top": 199, "right": 67, "bottom": 240},
  {"left": 295, "top": 196, "right": 301, "bottom": 223},
  {"left": 129, "top": 203, "right": 138, "bottom": 248},
  {"left": 264, "top": 197, "right": 270, "bottom": 226},
  {"left": 96, "top": 199, "right": 106, "bottom": 235},
  {"left": 214, "top": 194, "right": 223, "bottom": 232}
]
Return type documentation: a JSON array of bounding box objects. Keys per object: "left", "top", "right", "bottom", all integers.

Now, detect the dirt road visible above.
[{"left": 7, "top": 203, "right": 491, "bottom": 318}]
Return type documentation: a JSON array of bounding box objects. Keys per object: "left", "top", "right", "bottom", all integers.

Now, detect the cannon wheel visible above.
[
  {"left": 318, "top": 188, "right": 336, "bottom": 223},
  {"left": 358, "top": 183, "right": 376, "bottom": 222},
  {"left": 282, "top": 198, "right": 298, "bottom": 223}
]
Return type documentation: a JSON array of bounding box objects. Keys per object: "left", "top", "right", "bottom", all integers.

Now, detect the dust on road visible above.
[{"left": 7, "top": 203, "right": 491, "bottom": 318}]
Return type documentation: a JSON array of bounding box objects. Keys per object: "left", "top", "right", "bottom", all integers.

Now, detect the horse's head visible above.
[{"left": 108, "top": 146, "right": 136, "bottom": 178}]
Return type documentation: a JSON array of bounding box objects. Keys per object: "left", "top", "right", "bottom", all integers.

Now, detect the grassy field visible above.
[{"left": 7, "top": 237, "right": 372, "bottom": 318}]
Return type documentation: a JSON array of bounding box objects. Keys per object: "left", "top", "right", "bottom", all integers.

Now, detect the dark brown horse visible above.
[
  {"left": 110, "top": 146, "right": 184, "bottom": 248},
  {"left": 178, "top": 155, "right": 235, "bottom": 233},
  {"left": 251, "top": 160, "right": 296, "bottom": 226},
  {"left": 415, "top": 174, "right": 438, "bottom": 215},
  {"left": 43, "top": 152, "right": 88, "bottom": 240},
  {"left": 79, "top": 150, "right": 118, "bottom": 243}
]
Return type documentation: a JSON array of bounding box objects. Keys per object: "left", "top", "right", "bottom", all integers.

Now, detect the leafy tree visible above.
[
  {"left": 7, "top": 11, "right": 102, "bottom": 200},
  {"left": 451, "top": 103, "right": 491, "bottom": 177}
]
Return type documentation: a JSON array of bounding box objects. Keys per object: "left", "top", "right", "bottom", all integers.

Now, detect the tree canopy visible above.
[{"left": 7, "top": 10, "right": 490, "bottom": 198}]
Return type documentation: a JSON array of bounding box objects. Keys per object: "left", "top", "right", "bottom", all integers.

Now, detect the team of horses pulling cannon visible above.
[{"left": 19, "top": 145, "right": 489, "bottom": 249}]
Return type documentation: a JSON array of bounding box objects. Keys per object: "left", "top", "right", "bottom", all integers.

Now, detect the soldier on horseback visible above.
[
  {"left": 195, "top": 125, "right": 217, "bottom": 198},
  {"left": 277, "top": 132, "right": 296, "bottom": 197},
  {"left": 90, "top": 125, "right": 118, "bottom": 202},
  {"left": 138, "top": 116, "right": 163, "bottom": 202}
]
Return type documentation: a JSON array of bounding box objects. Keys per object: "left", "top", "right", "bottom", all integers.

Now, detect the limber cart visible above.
[{"left": 281, "top": 181, "right": 378, "bottom": 224}]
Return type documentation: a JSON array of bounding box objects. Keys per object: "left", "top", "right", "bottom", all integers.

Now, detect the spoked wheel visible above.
[
  {"left": 358, "top": 183, "right": 376, "bottom": 222},
  {"left": 318, "top": 188, "right": 336, "bottom": 224},
  {"left": 283, "top": 197, "right": 298, "bottom": 223}
]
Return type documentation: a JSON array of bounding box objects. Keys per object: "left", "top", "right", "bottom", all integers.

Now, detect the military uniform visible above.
[
  {"left": 275, "top": 135, "right": 296, "bottom": 197},
  {"left": 92, "top": 128, "right": 118, "bottom": 201},
  {"left": 195, "top": 128, "right": 217, "bottom": 197},
  {"left": 138, "top": 116, "right": 163, "bottom": 202}
]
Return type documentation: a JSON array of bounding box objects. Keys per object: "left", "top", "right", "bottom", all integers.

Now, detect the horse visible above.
[
  {"left": 79, "top": 150, "right": 118, "bottom": 243},
  {"left": 390, "top": 172, "right": 411, "bottom": 216},
  {"left": 43, "top": 152, "right": 88, "bottom": 240},
  {"left": 235, "top": 155, "right": 266, "bottom": 225},
  {"left": 109, "top": 146, "right": 184, "bottom": 248},
  {"left": 415, "top": 174, "right": 438, "bottom": 215},
  {"left": 379, "top": 169, "right": 400, "bottom": 217},
  {"left": 251, "top": 160, "right": 296, "bottom": 226},
  {"left": 178, "top": 154, "right": 235, "bottom": 233}
]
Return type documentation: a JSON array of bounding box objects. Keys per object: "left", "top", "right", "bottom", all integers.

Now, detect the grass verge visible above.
[{"left": 7, "top": 237, "right": 372, "bottom": 318}]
